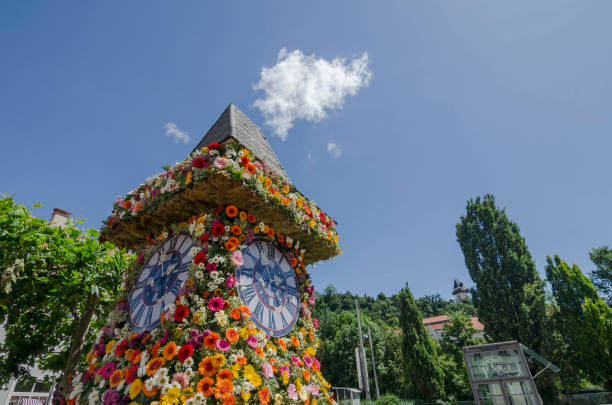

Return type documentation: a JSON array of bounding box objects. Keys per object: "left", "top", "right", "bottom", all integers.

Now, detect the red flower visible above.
[
  {"left": 193, "top": 250, "right": 207, "bottom": 265},
  {"left": 174, "top": 305, "right": 189, "bottom": 322},
  {"left": 192, "top": 157, "right": 208, "bottom": 169},
  {"left": 177, "top": 344, "right": 194, "bottom": 362},
  {"left": 319, "top": 211, "right": 326, "bottom": 223},
  {"left": 240, "top": 156, "right": 250, "bottom": 167},
  {"left": 214, "top": 205, "right": 223, "bottom": 215},
  {"left": 199, "top": 233, "right": 209, "bottom": 244},
  {"left": 113, "top": 339, "right": 128, "bottom": 357},
  {"left": 208, "top": 142, "right": 220, "bottom": 150},
  {"left": 212, "top": 222, "right": 225, "bottom": 237},
  {"left": 125, "top": 365, "right": 138, "bottom": 384}
]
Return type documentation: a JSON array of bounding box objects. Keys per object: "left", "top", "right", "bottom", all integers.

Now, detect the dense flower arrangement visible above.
[
  {"left": 66, "top": 204, "right": 334, "bottom": 405},
  {"left": 103, "top": 143, "right": 338, "bottom": 249}
]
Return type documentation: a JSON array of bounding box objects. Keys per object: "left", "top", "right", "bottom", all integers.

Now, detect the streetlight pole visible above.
[
  {"left": 355, "top": 299, "right": 371, "bottom": 401},
  {"left": 366, "top": 326, "right": 380, "bottom": 400}
]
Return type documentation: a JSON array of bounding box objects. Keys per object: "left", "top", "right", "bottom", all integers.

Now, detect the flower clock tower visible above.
[{"left": 63, "top": 105, "right": 341, "bottom": 405}]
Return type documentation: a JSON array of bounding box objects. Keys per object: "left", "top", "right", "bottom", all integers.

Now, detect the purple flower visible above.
[
  {"left": 246, "top": 228, "right": 255, "bottom": 243},
  {"left": 190, "top": 329, "right": 199, "bottom": 338},
  {"left": 303, "top": 356, "right": 313, "bottom": 368},
  {"left": 216, "top": 339, "right": 230, "bottom": 352}
]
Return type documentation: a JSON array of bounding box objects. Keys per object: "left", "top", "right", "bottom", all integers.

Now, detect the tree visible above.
[
  {"left": 545, "top": 255, "right": 612, "bottom": 389},
  {"left": 399, "top": 284, "right": 445, "bottom": 400},
  {"left": 589, "top": 246, "right": 612, "bottom": 305},
  {"left": 439, "top": 311, "right": 485, "bottom": 400},
  {"left": 0, "top": 196, "right": 132, "bottom": 395},
  {"left": 455, "top": 195, "right": 548, "bottom": 354}
]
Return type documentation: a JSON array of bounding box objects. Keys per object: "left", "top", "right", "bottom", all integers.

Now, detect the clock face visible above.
[
  {"left": 128, "top": 234, "right": 195, "bottom": 332},
  {"left": 236, "top": 238, "right": 300, "bottom": 337}
]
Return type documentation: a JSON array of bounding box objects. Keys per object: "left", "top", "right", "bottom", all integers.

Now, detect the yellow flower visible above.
[
  {"left": 129, "top": 378, "right": 142, "bottom": 399},
  {"left": 281, "top": 371, "right": 289, "bottom": 386},
  {"left": 232, "top": 363, "right": 241, "bottom": 378},
  {"left": 309, "top": 220, "right": 315, "bottom": 228},
  {"left": 239, "top": 327, "right": 249, "bottom": 340},
  {"left": 241, "top": 391, "right": 251, "bottom": 402},
  {"left": 201, "top": 146, "right": 209, "bottom": 153},
  {"left": 212, "top": 353, "right": 226, "bottom": 367},
  {"left": 105, "top": 340, "right": 116, "bottom": 354},
  {"left": 185, "top": 172, "right": 193, "bottom": 185}
]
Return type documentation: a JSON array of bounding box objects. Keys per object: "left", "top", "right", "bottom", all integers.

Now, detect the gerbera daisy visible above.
[
  {"left": 108, "top": 369, "right": 123, "bottom": 388},
  {"left": 145, "top": 357, "right": 165, "bottom": 376},
  {"left": 197, "top": 377, "right": 215, "bottom": 397},
  {"left": 258, "top": 387, "right": 270, "bottom": 405},
  {"left": 174, "top": 305, "right": 189, "bottom": 322},
  {"left": 198, "top": 357, "right": 218, "bottom": 377},
  {"left": 225, "top": 328, "right": 239, "bottom": 343},
  {"left": 162, "top": 341, "right": 177, "bottom": 361},
  {"left": 177, "top": 344, "right": 193, "bottom": 362},
  {"left": 208, "top": 297, "right": 224, "bottom": 312},
  {"left": 216, "top": 339, "right": 230, "bottom": 352},
  {"left": 203, "top": 332, "right": 220, "bottom": 349},
  {"left": 225, "top": 205, "right": 238, "bottom": 217}
]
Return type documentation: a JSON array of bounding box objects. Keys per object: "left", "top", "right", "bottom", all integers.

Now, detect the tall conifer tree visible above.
[
  {"left": 399, "top": 284, "right": 445, "bottom": 400},
  {"left": 455, "top": 195, "right": 548, "bottom": 353}
]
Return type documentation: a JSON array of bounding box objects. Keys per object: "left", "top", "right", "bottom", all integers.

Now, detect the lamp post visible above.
[
  {"left": 355, "top": 300, "right": 371, "bottom": 401},
  {"left": 364, "top": 327, "right": 380, "bottom": 400}
]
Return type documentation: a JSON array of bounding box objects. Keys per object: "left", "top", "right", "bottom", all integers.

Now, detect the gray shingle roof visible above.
[{"left": 192, "top": 104, "right": 289, "bottom": 181}]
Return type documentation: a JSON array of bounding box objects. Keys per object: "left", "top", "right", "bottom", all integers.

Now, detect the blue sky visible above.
[{"left": 1, "top": 1, "right": 611, "bottom": 299}]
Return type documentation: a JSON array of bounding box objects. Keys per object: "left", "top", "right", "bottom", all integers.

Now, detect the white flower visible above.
[
  {"left": 237, "top": 349, "right": 245, "bottom": 357},
  {"left": 144, "top": 378, "right": 155, "bottom": 391},
  {"left": 195, "top": 270, "right": 204, "bottom": 279},
  {"left": 184, "top": 367, "right": 194, "bottom": 377},
  {"left": 193, "top": 393, "right": 205, "bottom": 404},
  {"left": 87, "top": 390, "right": 99, "bottom": 405},
  {"left": 230, "top": 354, "right": 238, "bottom": 363},
  {"left": 215, "top": 310, "right": 228, "bottom": 327}
]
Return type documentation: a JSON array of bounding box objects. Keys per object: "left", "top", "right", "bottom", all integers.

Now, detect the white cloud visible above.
[
  {"left": 306, "top": 151, "right": 313, "bottom": 162},
  {"left": 327, "top": 142, "right": 342, "bottom": 159},
  {"left": 253, "top": 48, "right": 372, "bottom": 140},
  {"left": 165, "top": 122, "right": 190, "bottom": 144}
]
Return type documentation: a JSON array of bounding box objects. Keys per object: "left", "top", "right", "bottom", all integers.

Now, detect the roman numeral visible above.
[
  {"left": 181, "top": 262, "right": 189, "bottom": 272},
  {"left": 134, "top": 303, "right": 146, "bottom": 323},
  {"left": 266, "top": 244, "right": 275, "bottom": 260},
  {"left": 170, "top": 282, "right": 181, "bottom": 296},
  {"left": 169, "top": 237, "right": 178, "bottom": 250},
  {"left": 130, "top": 291, "right": 143, "bottom": 306},
  {"left": 145, "top": 307, "right": 154, "bottom": 325},
  {"left": 133, "top": 278, "right": 146, "bottom": 290},
  {"left": 268, "top": 311, "right": 277, "bottom": 330},
  {"left": 252, "top": 302, "right": 264, "bottom": 321},
  {"left": 287, "top": 285, "right": 298, "bottom": 297},
  {"left": 286, "top": 297, "right": 297, "bottom": 315},
  {"left": 280, "top": 311, "right": 288, "bottom": 328},
  {"left": 241, "top": 268, "right": 253, "bottom": 280},
  {"left": 243, "top": 285, "right": 256, "bottom": 303}
]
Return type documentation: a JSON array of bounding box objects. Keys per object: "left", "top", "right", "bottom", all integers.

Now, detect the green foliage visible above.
[
  {"left": 589, "top": 246, "right": 612, "bottom": 305},
  {"left": 546, "top": 255, "right": 612, "bottom": 389},
  {"left": 0, "top": 195, "right": 133, "bottom": 385},
  {"left": 455, "top": 194, "right": 548, "bottom": 354},
  {"left": 415, "top": 294, "right": 476, "bottom": 318},
  {"left": 375, "top": 393, "right": 403, "bottom": 405},
  {"left": 399, "top": 284, "right": 445, "bottom": 401}
]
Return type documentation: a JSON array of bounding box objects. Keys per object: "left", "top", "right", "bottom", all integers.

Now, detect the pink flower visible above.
[
  {"left": 287, "top": 384, "right": 298, "bottom": 401},
  {"left": 303, "top": 356, "right": 313, "bottom": 368},
  {"left": 98, "top": 362, "right": 116, "bottom": 379},
  {"left": 213, "top": 157, "right": 228, "bottom": 169},
  {"left": 205, "top": 262, "right": 217, "bottom": 273},
  {"left": 173, "top": 372, "right": 189, "bottom": 388},
  {"left": 313, "top": 358, "right": 320, "bottom": 370},
  {"left": 137, "top": 252, "right": 144, "bottom": 263},
  {"left": 313, "top": 318, "right": 319, "bottom": 328},
  {"left": 231, "top": 250, "right": 243, "bottom": 267},
  {"left": 254, "top": 161, "right": 263, "bottom": 171},
  {"left": 262, "top": 362, "right": 274, "bottom": 379},
  {"left": 246, "top": 335, "right": 258, "bottom": 348},
  {"left": 216, "top": 339, "right": 230, "bottom": 352},
  {"left": 225, "top": 274, "right": 237, "bottom": 288},
  {"left": 280, "top": 365, "right": 290, "bottom": 375},
  {"left": 291, "top": 356, "right": 301, "bottom": 367},
  {"left": 308, "top": 295, "right": 315, "bottom": 305},
  {"left": 307, "top": 384, "right": 320, "bottom": 397},
  {"left": 208, "top": 297, "right": 224, "bottom": 312}
]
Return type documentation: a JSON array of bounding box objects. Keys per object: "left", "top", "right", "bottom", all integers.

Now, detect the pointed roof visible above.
[{"left": 193, "top": 104, "right": 289, "bottom": 181}]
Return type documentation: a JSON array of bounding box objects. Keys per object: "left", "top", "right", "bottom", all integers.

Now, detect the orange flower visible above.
[
  {"left": 247, "top": 213, "right": 256, "bottom": 223},
  {"left": 246, "top": 163, "right": 256, "bottom": 175},
  {"left": 216, "top": 369, "right": 233, "bottom": 383},
  {"left": 142, "top": 385, "right": 157, "bottom": 397},
  {"left": 236, "top": 356, "right": 247, "bottom": 365},
  {"left": 291, "top": 257, "right": 298, "bottom": 267},
  {"left": 151, "top": 341, "right": 161, "bottom": 357},
  {"left": 223, "top": 394, "right": 237, "bottom": 405},
  {"left": 276, "top": 338, "right": 287, "bottom": 351},
  {"left": 197, "top": 377, "right": 215, "bottom": 397},
  {"left": 291, "top": 336, "right": 300, "bottom": 347},
  {"left": 216, "top": 379, "right": 234, "bottom": 399},
  {"left": 263, "top": 178, "right": 272, "bottom": 188},
  {"left": 204, "top": 332, "right": 220, "bottom": 349},
  {"left": 146, "top": 357, "right": 165, "bottom": 376},
  {"left": 198, "top": 357, "right": 218, "bottom": 377},
  {"left": 283, "top": 184, "right": 290, "bottom": 194},
  {"left": 225, "top": 237, "right": 239, "bottom": 252},
  {"left": 226, "top": 328, "right": 239, "bottom": 343},
  {"left": 240, "top": 305, "right": 250, "bottom": 317},
  {"left": 162, "top": 341, "right": 177, "bottom": 361},
  {"left": 225, "top": 205, "right": 238, "bottom": 218},
  {"left": 309, "top": 329, "right": 314, "bottom": 342},
  {"left": 229, "top": 308, "right": 241, "bottom": 320},
  {"left": 277, "top": 234, "right": 285, "bottom": 243},
  {"left": 230, "top": 225, "right": 242, "bottom": 236},
  {"left": 212, "top": 353, "right": 226, "bottom": 367},
  {"left": 267, "top": 227, "right": 274, "bottom": 238},
  {"left": 109, "top": 369, "right": 124, "bottom": 387},
  {"left": 254, "top": 347, "right": 264, "bottom": 358},
  {"left": 302, "top": 369, "right": 311, "bottom": 381},
  {"left": 258, "top": 387, "right": 270, "bottom": 405}
]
